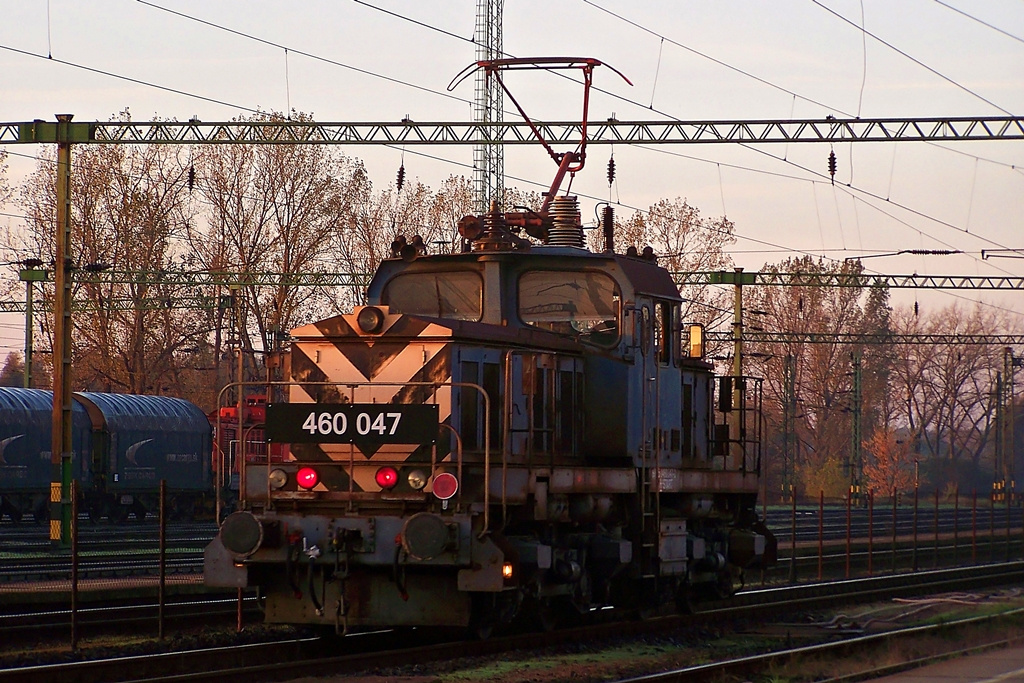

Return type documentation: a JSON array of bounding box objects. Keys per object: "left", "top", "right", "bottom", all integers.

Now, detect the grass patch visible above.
[{"left": 433, "top": 636, "right": 778, "bottom": 683}]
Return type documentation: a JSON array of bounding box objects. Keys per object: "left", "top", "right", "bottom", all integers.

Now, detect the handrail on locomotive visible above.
[{"left": 217, "top": 379, "right": 492, "bottom": 530}]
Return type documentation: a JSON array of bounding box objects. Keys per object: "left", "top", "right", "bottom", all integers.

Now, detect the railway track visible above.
[
  {"left": 611, "top": 608, "right": 1024, "bottom": 683},
  {"left": 0, "top": 554, "right": 204, "bottom": 583},
  {"left": 0, "top": 520, "right": 214, "bottom": 584},
  {"left": 0, "top": 595, "right": 260, "bottom": 643},
  {"left": 2, "top": 561, "right": 1021, "bottom": 683}
]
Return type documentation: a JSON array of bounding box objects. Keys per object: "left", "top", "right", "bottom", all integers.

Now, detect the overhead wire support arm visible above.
[
  {"left": 689, "top": 270, "right": 1024, "bottom": 290},
  {"left": 8, "top": 115, "right": 1019, "bottom": 146},
  {"left": 706, "top": 330, "right": 1024, "bottom": 346}
]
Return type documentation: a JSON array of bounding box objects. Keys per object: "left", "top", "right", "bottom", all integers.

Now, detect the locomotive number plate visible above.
[{"left": 266, "top": 404, "right": 438, "bottom": 444}]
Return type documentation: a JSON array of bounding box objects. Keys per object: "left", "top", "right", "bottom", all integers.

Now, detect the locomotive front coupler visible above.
[{"left": 329, "top": 527, "right": 361, "bottom": 580}]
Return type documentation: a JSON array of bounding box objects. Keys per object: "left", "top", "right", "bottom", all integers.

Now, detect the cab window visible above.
[
  {"left": 382, "top": 271, "right": 483, "bottom": 321},
  {"left": 518, "top": 270, "right": 620, "bottom": 347}
]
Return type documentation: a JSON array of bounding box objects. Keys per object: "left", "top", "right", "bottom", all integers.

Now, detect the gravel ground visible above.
[
  {"left": 5, "top": 589, "right": 1024, "bottom": 683},
  {"left": 292, "top": 589, "right": 1024, "bottom": 683}
]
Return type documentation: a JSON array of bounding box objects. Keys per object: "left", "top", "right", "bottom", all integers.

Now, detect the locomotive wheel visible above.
[
  {"left": 175, "top": 496, "right": 195, "bottom": 522},
  {"left": 525, "top": 597, "right": 559, "bottom": 632},
  {"left": 131, "top": 500, "right": 148, "bottom": 521},
  {"left": 468, "top": 594, "right": 497, "bottom": 640},
  {"left": 2, "top": 501, "right": 22, "bottom": 524},
  {"left": 87, "top": 502, "right": 104, "bottom": 524}
]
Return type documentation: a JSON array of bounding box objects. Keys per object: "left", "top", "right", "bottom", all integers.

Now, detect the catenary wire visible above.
[
  {"left": 738, "top": 142, "right": 1022, "bottom": 265},
  {"left": 122, "top": 2, "right": 1024, "bottom": 268},
  {"left": 2, "top": 7, "right": 1019, "bottom": 308},
  {"left": 933, "top": 0, "right": 1024, "bottom": 45},
  {"left": 344, "top": 0, "right": 1023, "bottom": 275},
  {"left": 581, "top": 0, "right": 857, "bottom": 117},
  {"left": 809, "top": 0, "right": 1014, "bottom": 115},
  {"left": 360, "top": 0, "right": 1023, "bottom": 180},
  {"left": 0, "top": 44, "right": 261, "bottom": 115},
  {"left": 136, "top": 0, "right": 472, "bottom": 107}
]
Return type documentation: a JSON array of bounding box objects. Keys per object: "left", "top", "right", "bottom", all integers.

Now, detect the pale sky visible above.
[{"left": 1, "top": 0, "right": 1022, "bottom": 353}]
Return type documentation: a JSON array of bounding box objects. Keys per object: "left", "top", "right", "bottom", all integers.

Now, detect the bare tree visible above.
[
  {"left": 0, "top": 149, "right": 10, "bottom": 210},
  {"left": 863, "top": 427, "right": 914, "bottom": 495},
  {"left": 427, "top": 175, "right": 476, "bottom": 254},
  {"left": 0, "top": 352, "right": 24, "bottom": 387},
  {"left": 893, "top": 302, "right": 1007, "bottom": 489},
  {"left": 14, "top": 113, "right": 206, "bottom": 396},
  {"left": 751, "top": 257, "right": 891, "bottom": 499},
  {"left": 192, "top": 111, "right": 370, "bottom": 390}
]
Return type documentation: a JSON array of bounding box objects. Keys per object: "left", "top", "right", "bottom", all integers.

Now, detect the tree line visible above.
[{"left": 0, "top": 111, "right": 1019, "bottom": 501}]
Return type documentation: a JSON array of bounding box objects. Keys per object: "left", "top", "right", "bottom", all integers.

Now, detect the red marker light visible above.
[
  {"left": 296, "top": 467, "right": 319, "bottom": 490},
  {"left": 375, "top": 466, "right": 399, "bottom": 489},
  {"left": 432, "top": 472, "right": 458, "bottom": 500}
]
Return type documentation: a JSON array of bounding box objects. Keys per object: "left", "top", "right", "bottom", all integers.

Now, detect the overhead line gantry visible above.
[
  {"left": 4, "top": 115, "right": 1023, "bottom": 146},
  {"left": 8, "top": 268, "right": 1024, "bottom": 291}
]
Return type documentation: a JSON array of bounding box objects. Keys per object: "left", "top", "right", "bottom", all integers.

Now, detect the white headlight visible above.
[
  {"left": 269, "top": 468, "right": 288, "bottom": 490},
  {"left": 407, "top": 469, "right": 428, "bottom": 490}
]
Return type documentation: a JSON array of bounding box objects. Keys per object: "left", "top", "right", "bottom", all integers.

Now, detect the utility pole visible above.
[
  {"left": 731, "top": 268, "right": 744, "bottom": 473},
  {"left": 997, "top": 348, "right": 1020, "bottom": 503},
  {"left": 783, "top": 354, "right": 796, "bottom": 500},
  {"left": 18, "top": 261, "right": 46, "bottom": 388},
  {"left": 1004, "top": 348, "right": 1018, "bottom": 495},
  {"left": 995, "top": 371, "right": 1005, "bottom": 503},
  {"left": 731, "top": 268, "right": 743, "bottom": 381},
  {"left": 850, "top": 351, "right": 863, "bottom": 505},
  {"left": 704, "top": 269, "right": 759, "bottom": 474},
  {"left": 473, "top": 0, "right": 503, "bottom": 214},
  {"left": 51, "top": 114, "right": 75, "bottom": 547}
]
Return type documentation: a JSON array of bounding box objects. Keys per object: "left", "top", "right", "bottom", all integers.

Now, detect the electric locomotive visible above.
[
  {"left": 204, "top": 57, "right": 775, "bottom": 634},
  {"left": 205, "top": 200, "right": 774, "bottom": 633}
]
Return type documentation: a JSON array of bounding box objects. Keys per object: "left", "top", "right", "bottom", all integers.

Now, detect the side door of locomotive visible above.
[
  {"left": 455, "top": 347, "right": 503, "bottom": 455},
  {"left": 636, "top": 300, "right": 657, "bottom": 467},
  {"left": 637, "top": 298, "right": 683, "bottom": 470},
  {"left": 654, "top": 300, "right": 682, "bottom": 468}
]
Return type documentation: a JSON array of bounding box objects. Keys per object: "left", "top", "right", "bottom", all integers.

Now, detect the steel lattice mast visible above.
[{"left": 473, "top": 0, "right": 503, "bottom": 214}]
